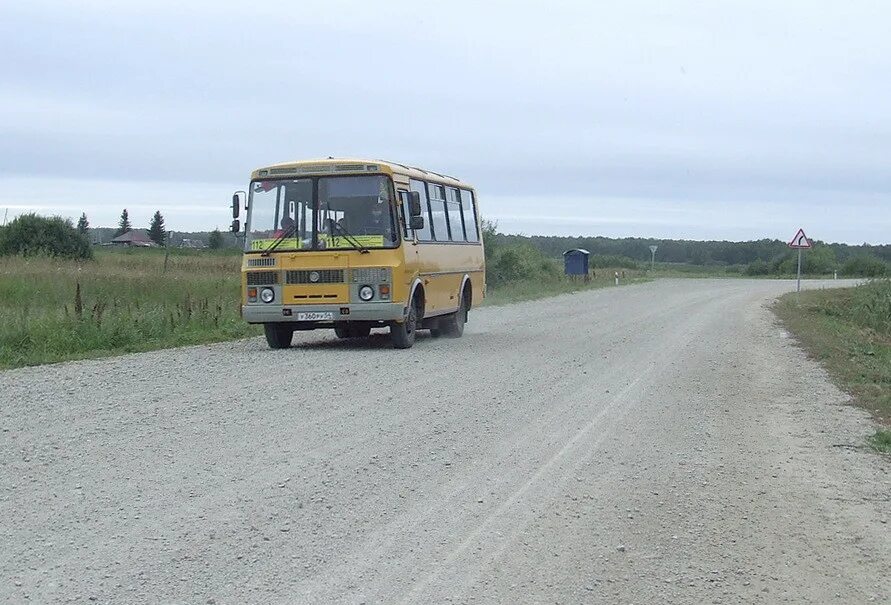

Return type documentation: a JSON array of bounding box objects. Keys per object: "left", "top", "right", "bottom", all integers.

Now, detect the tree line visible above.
[
  {"left": 1, "top": 211, "right": 231, "bottom": 259},
  {"left": 485, "top": 232, "right": 890, "bottom": 276}
]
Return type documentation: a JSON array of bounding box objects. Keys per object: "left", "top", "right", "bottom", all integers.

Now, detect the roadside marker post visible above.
[
  {"left": 649, "top": 245, "right": 658, "bottom": 270},
  {"left": 614, "top": 271, "right": 619, "bottom": 286},
  {"left": 788, "top": 228, "right": 812, "bottom": 299}
]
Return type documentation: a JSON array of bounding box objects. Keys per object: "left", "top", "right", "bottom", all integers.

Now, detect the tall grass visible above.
[
  {"left": 0, "top": 248, "right": 257, "bottom": 368},
  {"left": 774, "top": 279, "right": 891, "bottom": 430},
  {"left": 1, "top": 237, "right": 649, "bottom": 368},
  {"left": 805, "top": 279, "right": 891, "bottom": 337}
]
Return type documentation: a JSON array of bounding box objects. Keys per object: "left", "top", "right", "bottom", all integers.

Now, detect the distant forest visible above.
[
  {"left": 88, "top": 223, "right": 889, "bottom": 276},
  {"left": 488, "top": 232, "right": 891, "bottom": 266}
]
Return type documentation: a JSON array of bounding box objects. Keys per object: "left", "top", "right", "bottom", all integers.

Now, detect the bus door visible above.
[{"left": 398, "top": 190, "right": 420, "bottom": 299}]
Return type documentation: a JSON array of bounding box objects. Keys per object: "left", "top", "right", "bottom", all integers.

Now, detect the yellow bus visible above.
[{"left": 230, "top": 158, "right": 485, "bottom": 349}]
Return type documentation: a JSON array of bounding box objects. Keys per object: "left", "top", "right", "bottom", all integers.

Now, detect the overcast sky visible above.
[{"left": 2, "top": 0, "right": 889, "bottom": 243}]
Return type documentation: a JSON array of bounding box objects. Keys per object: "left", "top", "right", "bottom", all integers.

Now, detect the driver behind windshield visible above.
[{"left": 361, "top": 199, "right": 395, "bottom": 242}]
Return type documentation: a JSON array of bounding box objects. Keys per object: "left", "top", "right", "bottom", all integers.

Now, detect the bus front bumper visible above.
[{"left": 242, "top": 302, "right": 407, "bottom": 324}]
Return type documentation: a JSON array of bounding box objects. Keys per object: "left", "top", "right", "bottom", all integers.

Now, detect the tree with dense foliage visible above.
[
  {"left": 76, "top": 213, "right": 89, "bottom": 235},
  {"left": 208, "top": 228, "right": 224, "bottom": 249},
  {"left": 0, "top": 213, "right": 93, "bottom": 259},
  {"left": 115, "top": 209, "right": 132, "bottom": 237},
  {"left": 842, "top": 255, "right": 888, "bottom": 277},
  {"left": 745, "top": 259, "right": 770, "bottom": 276},
  {"left": 147, "top": 210, "right": 166, "bottom": 245}
]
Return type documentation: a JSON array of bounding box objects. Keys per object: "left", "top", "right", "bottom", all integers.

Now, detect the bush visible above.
[
  {"left": 0, "top": 213, "right": 93, "bottom": 260},
  {"left": 486, "top": 243, "right": 560, "bottom": 287},
  {"left": 841, "top": 255, "right": 888, "bottom": 278},
  {"left": 745, "top": 259, "right": 770, "bottom": 275},
  {"left": 773, "top": 245, "right": 837, "bottom": 275}
]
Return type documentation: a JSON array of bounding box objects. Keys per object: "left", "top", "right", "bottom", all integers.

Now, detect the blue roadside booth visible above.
[{"left": 563, "top": 248, "right": 590, "bottom": 280}]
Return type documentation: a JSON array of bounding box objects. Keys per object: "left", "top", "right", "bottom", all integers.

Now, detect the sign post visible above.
[
  {"left": 649, "top": 245, "right": 658, "bottom": 270},
  {"left": 787, "top": 228, "right": 812, "bottom": 298}
]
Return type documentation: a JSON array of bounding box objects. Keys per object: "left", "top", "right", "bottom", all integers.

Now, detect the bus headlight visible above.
[
  {"left": 358, "top": 285, "right": 374, "bottom": 301},
  {"left": 260, "top": 287, "right": 275, "bottom": 303}
]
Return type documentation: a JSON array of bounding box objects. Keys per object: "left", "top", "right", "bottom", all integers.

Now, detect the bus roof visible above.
[{"left": 250, "top": 158, "right": 471, "bottom": 187}]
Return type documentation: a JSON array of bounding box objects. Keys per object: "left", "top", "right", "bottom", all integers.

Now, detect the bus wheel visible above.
[
  {"left": 264, "top": 323, "right": 294, "bottom": 349},
  {"left": 390, "top": 299, "right": 419, "bottom": 349},
  {"left": 440, "top": 291, "right": 467, "bottom": 338}
]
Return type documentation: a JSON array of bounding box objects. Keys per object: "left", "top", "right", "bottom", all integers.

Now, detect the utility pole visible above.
[{"left": 649, "top": 245, "right": 658, "bottom": 270}]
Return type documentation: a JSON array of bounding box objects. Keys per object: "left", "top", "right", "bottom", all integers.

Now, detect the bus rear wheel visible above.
[
  {"left": 390, "top": 298, "right": 419, "bottom": 349},
  {"left": 440, "top": 290, "right": 468, "bottom": 338},
  {"left": 264, "top": 323, "right": 295, "bottom": 349}
]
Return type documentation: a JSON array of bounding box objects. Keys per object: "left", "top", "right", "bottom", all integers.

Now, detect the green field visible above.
[
  {"left": 0, "top": 247, "right": 645, "bottom": 369},
  {"left": 0, "top": 249, "right": 257, "bottom": 369},
  {"left": 774, "top": 279, "right": 891, "bottom": 453}
]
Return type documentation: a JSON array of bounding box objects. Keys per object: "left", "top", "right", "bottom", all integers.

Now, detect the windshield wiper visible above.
[
  {"left": 260, "top": 223, "right": 298, "bottom": 257},
  {"left": 330, "top": 221, "right": 370, "bottom": 254}
]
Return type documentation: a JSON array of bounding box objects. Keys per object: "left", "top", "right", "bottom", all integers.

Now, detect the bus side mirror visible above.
[
  {"left": 232, "top": 191, "right": 246, "bottom": 218},
  {"left": 410, "top": 216, "right": 424, "bottom": 230},
  {"left": 409, "top": 191, "right": 423, "bottom": 217},
  {"left": 230, "top": 219, "right": 240, "bottom": 233}
]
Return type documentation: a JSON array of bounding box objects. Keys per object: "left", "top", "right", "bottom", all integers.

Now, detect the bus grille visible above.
[
  {"left": 247, "top": 257, "right": 276, "bottom": 267},
  {"left": 286, "top": 270, "right": 344, "bottom": 284},
  {"left": 246, "top": 271, "right": 279, "bottom": 285}
]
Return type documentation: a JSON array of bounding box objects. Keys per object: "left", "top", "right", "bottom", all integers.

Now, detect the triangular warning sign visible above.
[{"left": 788, "top": 228, "right": 812, "bottom": 249}]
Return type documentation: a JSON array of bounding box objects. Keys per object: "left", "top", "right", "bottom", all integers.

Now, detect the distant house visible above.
[
  {"left": 180, "top": 238, "right": 207, "bottom": 249},
  {"left": 110, "top": 229, "right": 157, "bottom": 247}
]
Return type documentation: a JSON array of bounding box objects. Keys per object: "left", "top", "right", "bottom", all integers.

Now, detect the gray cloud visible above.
[{"left": 1, "top": 0, "right": 889, "bottom": 242}]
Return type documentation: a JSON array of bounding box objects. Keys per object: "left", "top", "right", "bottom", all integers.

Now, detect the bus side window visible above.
[
  {"left": 398, "top": 191, "right": 412, "bottom": 238},
  {"left": 445, "top": 187, "right": 465, "bottom": 241},
  {"left": 427, "top": 183, "right": 449, "bottom": 241},
  {"left": 409, "top": 179, "right": 433, "bottom": 241},
  {"left": 460, "top": 189, "right": 479, "bottom": 242}
]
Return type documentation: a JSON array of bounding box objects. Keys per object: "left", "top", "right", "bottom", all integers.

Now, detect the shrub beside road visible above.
[{"left": 775, "top": 279, "right": 891, "bottom": 452}]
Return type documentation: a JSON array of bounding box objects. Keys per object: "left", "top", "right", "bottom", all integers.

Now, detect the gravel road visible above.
[{"left": 1, "top": 279, "right": 888, "bottom": 604}]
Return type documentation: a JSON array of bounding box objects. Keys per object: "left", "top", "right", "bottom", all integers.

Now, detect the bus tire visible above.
[
  {"left": 264, "top": 323, "right": 294, "bottom": 349},
  {"left": 440, "top": 289, "right": 468, "bottom": 338},
  {"left": 334, "top": 325, "right": 351, "bottom": 339},
  {"left": 390, "top": 298, "right": 419, "bottom": 349}
]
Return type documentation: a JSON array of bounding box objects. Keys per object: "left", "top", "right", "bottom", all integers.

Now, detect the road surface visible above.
[{"left": 1, "top": 279, "right": 888, "bottom": 604}]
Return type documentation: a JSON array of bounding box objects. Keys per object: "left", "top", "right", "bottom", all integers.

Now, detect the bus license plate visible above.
[{"left": 296, "top": 311, "right": 334, "bottom": 321}]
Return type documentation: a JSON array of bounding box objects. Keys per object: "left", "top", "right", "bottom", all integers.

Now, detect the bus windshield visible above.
[{"left": 246, "top": 175, "right": 398, "bottom": 252}]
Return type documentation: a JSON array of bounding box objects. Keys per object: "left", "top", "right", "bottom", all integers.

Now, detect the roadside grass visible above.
[
  {"left": 0, "top": 248, "right": 258, "bottom": 369},
  {"left": 483, "top": 269, "right": 647, "bottom": 306},
  {"left": 774, "top": 279, "right": 891, "bottom": 451},
  {"left": 645, "top": 262, "right": 840, "bottom": 280},
  {"left": 646, "top": 263, "right": 747, "bottom": 278},
  {"left": 868, "top": 430, "right": 891, "bottom": 454},
  {"left": 1, "top": 246, "right": 648, "bottom": 369}
]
